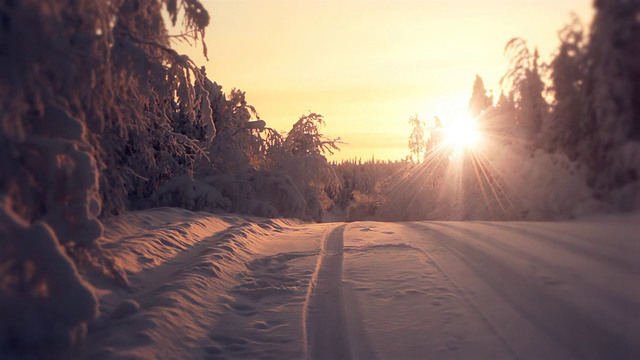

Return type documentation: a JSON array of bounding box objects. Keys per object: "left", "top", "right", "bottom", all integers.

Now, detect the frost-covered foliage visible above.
[
  {"left": 580, "top": 0, "right": 640, "bottom": 209},
  {"left": 543, "top": 15, "right": 588, "bottom": 160},
  {"left": 201, "top": 87, "right": 267, "bottom": 174},
  {"left": 200, "top": 174, "right": 258, "bottom": 214},
  {"left": 501, "top": 38, "right": 548, "bottom": 141},
  {"left": 0, "top": 0, "right": 215, "bottom": 218},
  {"left": 0, "top": 0, "right": 214, "bottom": 356},
  {"left": 145, "top": 156, "right": 340, "bottom": 221},
  {"left": 277, "top": 156, "right": 342, "bottom": 212},
  {"left": 468, "top": 75, "right": 494, "bottom": 118},
  {"left": 250, "top": 170, "right": 308, "bottom": 220},
  {"left": 143, "top": 175, "right": 231, "bottom": 213},
  {"left": 333, "top": 159, "right": 412, "bottom": 220},
  {"left": 142, "top": 102, "right": 343, "bottom": 221},
  {"left": 193, "top": 109, "right": 342, "bottom": 221},
  {"left": 283, "top": 113, "right": 341, "bottom": 159},
  {"left": 408, "top": 115, "right": 426, "bottom": 163},
  {"left": 344, "top": 191, "right": 385, "bottom": 222},
  {"left": 99, "top": 1, "right": 214, "bottom": 213},
  {"left": 484, "top": 5, "right": 640, "bottom": 213},
  {"left": 375, "top": 139, "right": 599, "bottom": 221}
]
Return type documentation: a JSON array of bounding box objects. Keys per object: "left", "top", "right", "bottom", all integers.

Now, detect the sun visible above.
[{"left": 444, "top": 115, "right": 479, "bottom": 151}]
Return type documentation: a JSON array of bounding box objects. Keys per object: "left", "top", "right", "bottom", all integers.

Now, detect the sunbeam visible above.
[{"left": 444, "top": 115, "right": 480, "bottom": 153}]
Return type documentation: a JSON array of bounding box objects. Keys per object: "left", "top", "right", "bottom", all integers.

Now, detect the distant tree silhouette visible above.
[
  {"left": 408, "top": 114, "right": 425, "bottom": 162},
  {"left": 544, "top": 14, "right": 587, "bottom": 159},
  {"left": 494, "top": 90, "right": 511, "bottom": 109},
  {"left": 424, "top": 116, "right": 445, "bottom": 156},
  {"left": 502, "top": 38, "right": 548, "bottom": 140},
  {"left": 468, "top": 75, "right": 493, "bottom": 117}
]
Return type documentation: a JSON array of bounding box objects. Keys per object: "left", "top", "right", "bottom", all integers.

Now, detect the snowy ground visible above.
[{"left": 80, "top": 208, "right": 640, "bottom": 359}]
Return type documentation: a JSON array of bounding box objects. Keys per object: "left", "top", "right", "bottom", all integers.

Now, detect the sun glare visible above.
[{"left": 444, "top": 115, "right": 479, "bottom": 151}]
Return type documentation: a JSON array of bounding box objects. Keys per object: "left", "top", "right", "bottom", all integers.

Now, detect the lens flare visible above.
[{"left": 444, "top": 115, "right": 479, "bottom": 151}]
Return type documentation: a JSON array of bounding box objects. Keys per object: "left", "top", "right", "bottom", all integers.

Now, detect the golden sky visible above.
[{"left": 175, "top": 0, "right": 594, "bottom": 162}]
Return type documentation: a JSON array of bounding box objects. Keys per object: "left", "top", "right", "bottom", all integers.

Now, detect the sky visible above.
[{"left": 174, "top": 0, "right": 594, "bottom": 161}]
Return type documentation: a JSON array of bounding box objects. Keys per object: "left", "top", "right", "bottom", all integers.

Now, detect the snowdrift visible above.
[
  {"left": 74, "top": 208, "right": 640, "bottom": 358},
  {"left": 0, "top": 198, "right": 97, "bottom": 358},
  {"left": 78, "top": 208, "right": 317, "bottom": 359}
]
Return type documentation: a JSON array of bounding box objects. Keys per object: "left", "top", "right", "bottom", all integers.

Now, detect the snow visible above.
[
  {"left": 0, "top": 197, "right": 97, "bottom": 358},
  {"left": 376, "top": 137, "right": 604, "bottom": 222},
  {"left": 1, "top": 1, "right": 638, "bottom": 358},
  {"left": 81, "top": 208, "right": 319, "bottom": 359},
  {"left": 68, "top": 207, "right": 640, "bottom": 359}
]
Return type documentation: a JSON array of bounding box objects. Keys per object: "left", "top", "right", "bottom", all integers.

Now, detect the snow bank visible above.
[
  {"left": 608, "top": 141, "right": 640, "bottom": 211},
  {"left": 0, "top": 197, "right": 97, "bottom": 358},
  {"left": 81, "top": 208, "right": 314, "bottom": 359}
]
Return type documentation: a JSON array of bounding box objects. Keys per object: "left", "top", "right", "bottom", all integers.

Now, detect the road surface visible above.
[{"left": 84, "top": 211, "right": 640, "bottom": 359}]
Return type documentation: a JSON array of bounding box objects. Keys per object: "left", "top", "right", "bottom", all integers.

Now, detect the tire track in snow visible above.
[
  {"left": 425, "top": 222, "right": 639, "bottom": 359},
  {"left": 303, "top": 224, "right": 350, "bottom": 360},
  {"left": 401, "top": 223, "right": 521, "bottom": 360}
]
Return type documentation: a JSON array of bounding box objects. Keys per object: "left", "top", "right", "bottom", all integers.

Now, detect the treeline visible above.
[
  {"left": 332, "top": 159, "right": 412, "bottom": 220},
  {"left": 349, "top": 3, "right": 640, "bottom": 220},
  {"left": 464, "top": 5, "right": 639, "bottom": 208}
]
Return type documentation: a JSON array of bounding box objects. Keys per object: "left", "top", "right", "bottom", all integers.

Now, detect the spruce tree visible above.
[
  {"left": 582, "top": 0, "right": 640, "bottom": 204},
  {"left": 468, "top": 75, "right": 493, "bottom": 117},
  {"left": 545, "top": 15, "right": 586, "bottom": 159},
  {"left": 502, "top": 39, "right": 548, "bottom": 141}
]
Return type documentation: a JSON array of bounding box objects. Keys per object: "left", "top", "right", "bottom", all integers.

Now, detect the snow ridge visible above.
[{"left": 83, "top": 212, "right": 291, "bottom": 359}]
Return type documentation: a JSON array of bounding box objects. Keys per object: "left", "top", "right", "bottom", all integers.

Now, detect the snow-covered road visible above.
[{"left": 83, "top": 209, "right": 640, "bottom": 359}]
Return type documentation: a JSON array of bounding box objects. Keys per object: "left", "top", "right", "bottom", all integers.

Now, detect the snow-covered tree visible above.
[
  {"left": 203, "top": 87, "right": 267, "bottom": 174},
  {"left": 544, "top": 14, "right": 587, "bottom": 159},
  {"left": 284, "top": 113, "right": 341, "bottom": 158},
  {"left": 581, "top": 0, "right": 640, "bottom": 208},
  {"left": 408, "top": 114, "right": 426, "bottom": 163},
  {"left": 468, "top": 75, "right": 494, "bottom": 117},
  {"left": 424, "top": 116, "right": 446, "bottom": 157},
  {"left": 502, "top": 38, "right": 549, "bottom": 141},
  {"left": 0, "top": 0, "right": 213, "bottom": 357}
]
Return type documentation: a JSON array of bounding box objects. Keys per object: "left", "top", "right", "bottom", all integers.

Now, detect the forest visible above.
[
  {"left": 0, "top": 0, "right": 638, "bottom": 358},
  {"left": 341, "top": 10, "right": 639, "bottom": 222}
]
